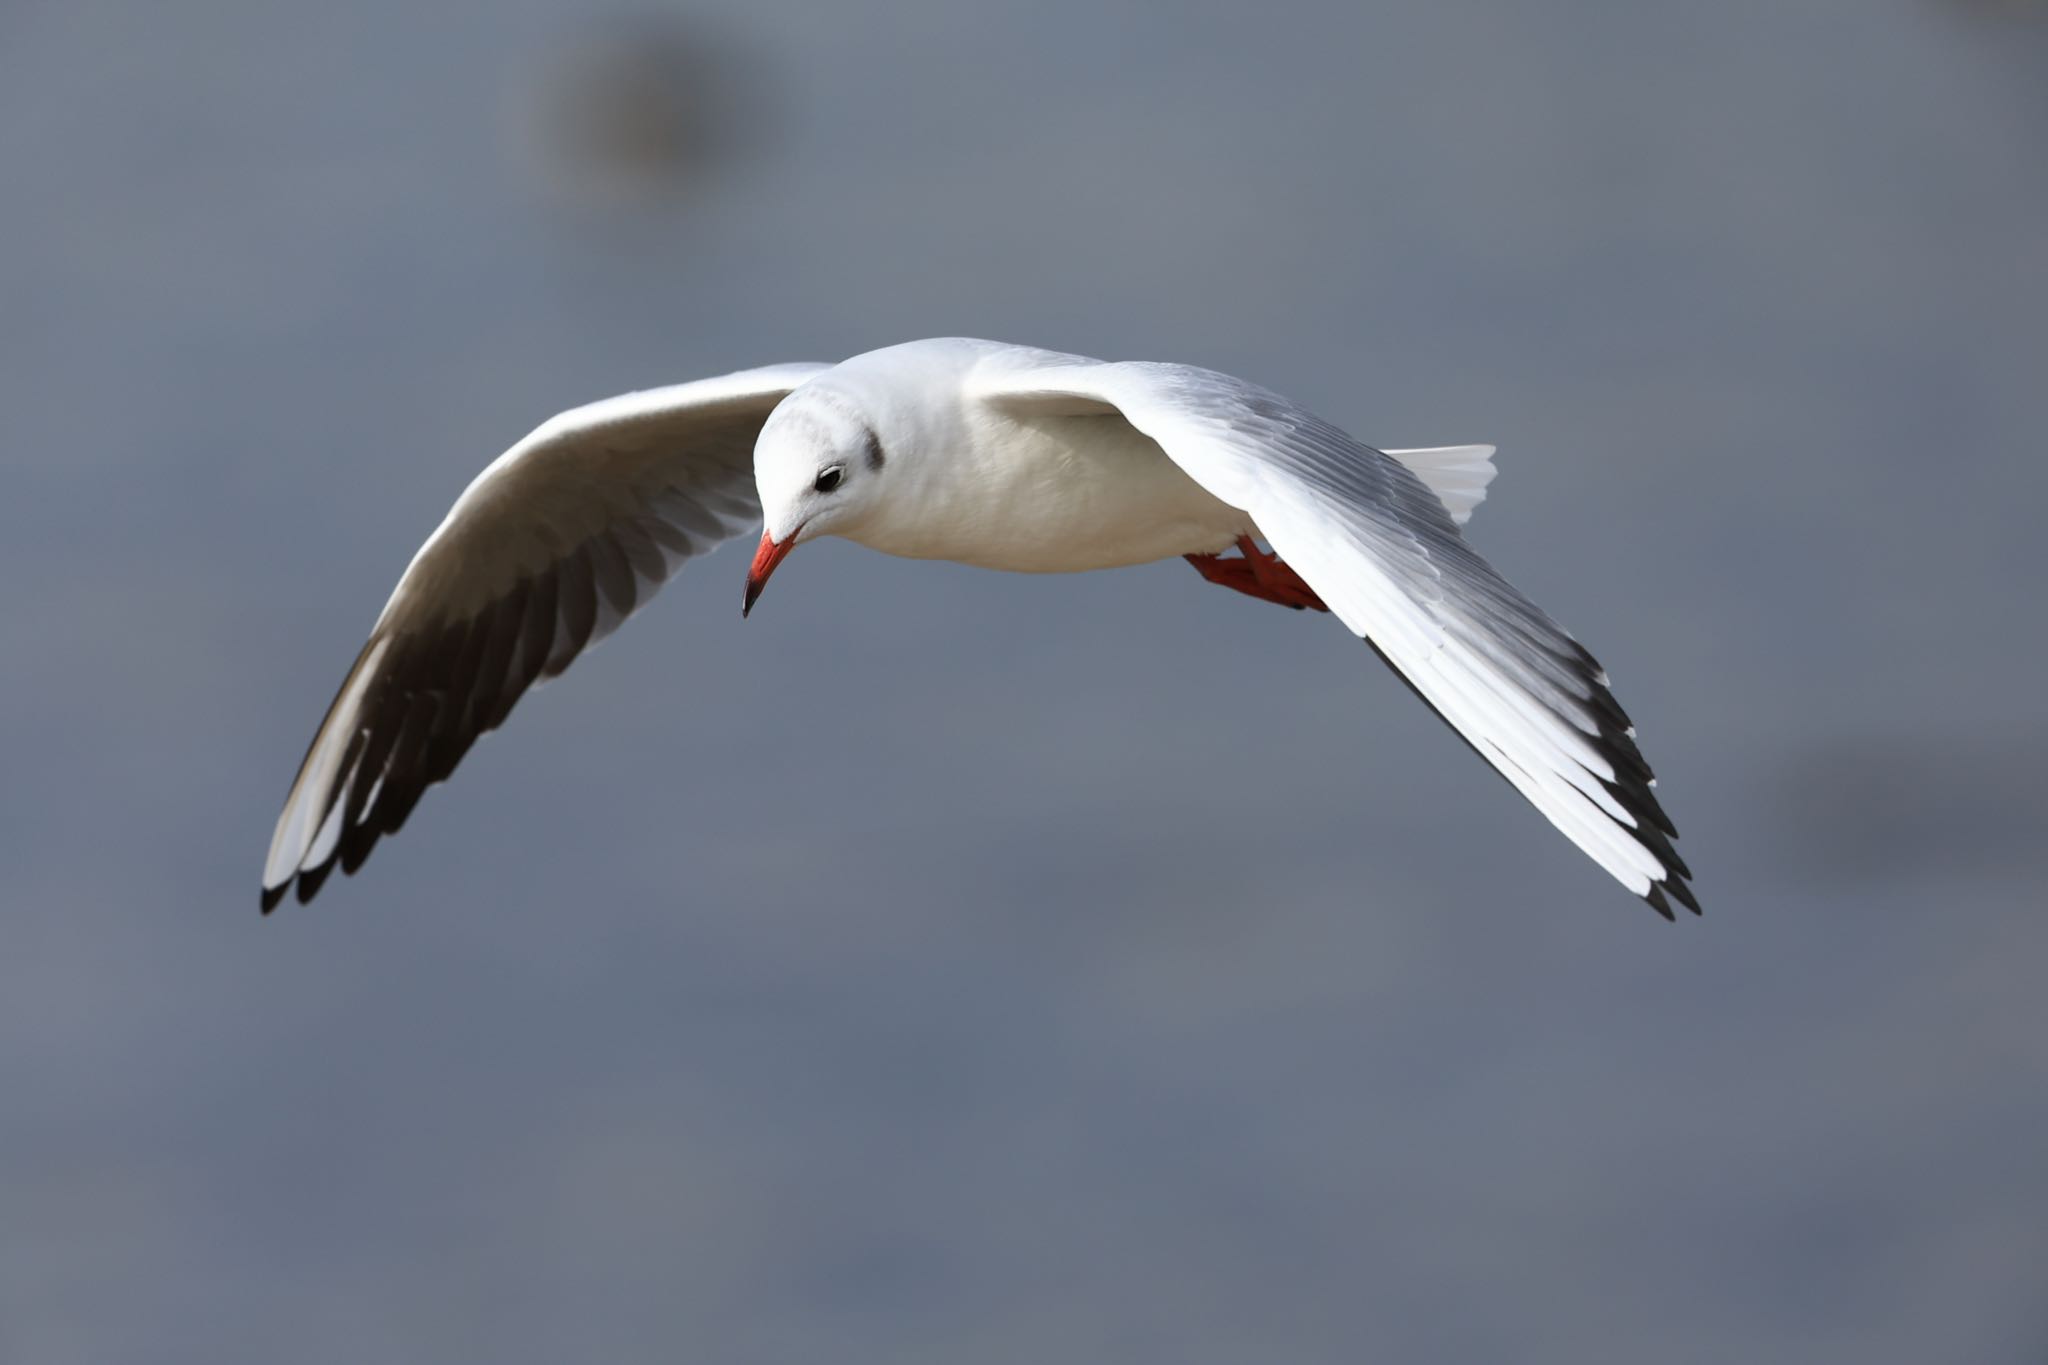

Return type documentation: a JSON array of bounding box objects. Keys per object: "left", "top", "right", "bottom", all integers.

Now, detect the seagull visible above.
[{"left": 261, "top": 338, "right": 1697, "bottom": 917}]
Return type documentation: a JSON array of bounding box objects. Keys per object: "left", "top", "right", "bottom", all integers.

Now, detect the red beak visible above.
[{"left": 743, "top": 530, "right": 795, "bottom": 617}]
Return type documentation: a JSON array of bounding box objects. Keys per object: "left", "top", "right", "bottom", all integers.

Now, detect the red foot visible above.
[{"left": 1184, "top": 536, "right": 1328, "bottom": 611}]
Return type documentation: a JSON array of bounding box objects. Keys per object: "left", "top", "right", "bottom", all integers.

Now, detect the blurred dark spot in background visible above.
[
  {"left": 1938, "top": 0, "right": 2046, "bottom": 18},
  {"left": 515, "top": 15, "right": 771, "bottom": 210},
  {"left": 1763, "top": 733, "right": 2048, "bottom": 886}
]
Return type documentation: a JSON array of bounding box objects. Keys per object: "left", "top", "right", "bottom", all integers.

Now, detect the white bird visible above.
[{"left": 262, "top": 338, "right": 1696, "bottom": 917}]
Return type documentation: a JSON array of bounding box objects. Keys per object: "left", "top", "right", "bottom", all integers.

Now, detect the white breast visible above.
[{"left": 851, "top": 406, "right": 1253, "bottom": 573}]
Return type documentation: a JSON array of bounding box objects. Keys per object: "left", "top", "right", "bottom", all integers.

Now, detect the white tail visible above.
[{"left": 1383, "top": 445, "right": 1498, "bottom": 526}]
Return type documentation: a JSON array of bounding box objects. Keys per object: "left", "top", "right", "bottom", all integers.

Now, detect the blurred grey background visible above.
[{"left": 6, "top": 1, "right": 2047, "bottom": 1361}]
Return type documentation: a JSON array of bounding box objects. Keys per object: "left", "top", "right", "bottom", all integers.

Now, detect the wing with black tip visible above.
[{"left": 260, "top": 363, "right": 827, "bottom": 910}]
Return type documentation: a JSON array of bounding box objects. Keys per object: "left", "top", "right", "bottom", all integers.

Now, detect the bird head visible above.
[{"left": 745, "top": 390, "right": 892, "bottom": 616}]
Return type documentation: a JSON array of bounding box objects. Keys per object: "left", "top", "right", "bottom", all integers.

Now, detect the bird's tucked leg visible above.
[{"left": 1183, "top": 536, "right": 1328, "bottom": 612}]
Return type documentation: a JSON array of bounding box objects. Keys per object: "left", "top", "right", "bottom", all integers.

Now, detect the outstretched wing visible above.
[
  {"left": 978, "top": 360, "right": 1696, "bottom": 918},
  {"left": 261, "top": 362, "right": 828, "bottom": 910}
]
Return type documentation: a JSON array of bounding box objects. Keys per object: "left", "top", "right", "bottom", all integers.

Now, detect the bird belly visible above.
[{"left": 862, "top": 413, "right": 1253, "bottom": 574}]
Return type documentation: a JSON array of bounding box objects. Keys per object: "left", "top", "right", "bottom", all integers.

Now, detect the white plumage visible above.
[{"left": 264, "top": 338, "right": 1694, "bottom": 918}]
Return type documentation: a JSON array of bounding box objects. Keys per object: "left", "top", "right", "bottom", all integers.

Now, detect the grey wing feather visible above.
[
  {"left": 981, "top": 359, "right": 1695, "bottom": 917},
  {"left": 260, "top": 363, "right": 827, "bottom": 910}
]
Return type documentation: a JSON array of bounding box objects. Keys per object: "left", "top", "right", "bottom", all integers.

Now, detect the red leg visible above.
[{"left": 1183, "top": 536, "right": 1328, "bottom": 611}]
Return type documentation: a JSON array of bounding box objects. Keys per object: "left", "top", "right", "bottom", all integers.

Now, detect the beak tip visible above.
[{"left": 743, "top": 529, "right": 794, "bottom": 619}]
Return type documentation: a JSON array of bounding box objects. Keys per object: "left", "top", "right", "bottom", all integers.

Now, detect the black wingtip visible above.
[
  {"left": 1643, "top": 883, "right": 1678, "bottom": 922},
  {"left": 295, "top": 860, "right": 335, "bottom": 906},
  {"left": 260, "top": 882, "right": 286, "bottom": 915},
  {"left": 1642, "top": 876, "right": 1702, "bottom": 921}
]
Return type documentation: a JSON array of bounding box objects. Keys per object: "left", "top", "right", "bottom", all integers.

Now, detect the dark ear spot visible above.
[{"left": 861, "top": 428, "right": 886, "bottom": 472}]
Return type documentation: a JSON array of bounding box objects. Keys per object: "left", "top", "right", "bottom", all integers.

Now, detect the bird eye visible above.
[{"left": 813, "top": 465, "right": 844, "bottom": 494}]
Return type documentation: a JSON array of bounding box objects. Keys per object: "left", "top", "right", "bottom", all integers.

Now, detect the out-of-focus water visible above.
[{"left": 4, "top": 2, "right": 2045, "bottom": 1361}]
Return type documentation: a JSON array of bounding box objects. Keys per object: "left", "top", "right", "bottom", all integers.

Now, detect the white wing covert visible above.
[
  {"left": 980, "top": 360, "right": 1696, "bottom": 917},
  {"left": 261, "top": 363, "right": 827, "bottom": 910}
]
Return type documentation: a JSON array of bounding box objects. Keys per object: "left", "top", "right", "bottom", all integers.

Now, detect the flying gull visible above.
[{"left": 261, "top": 338, "right": 1697, "bottom": 917}]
